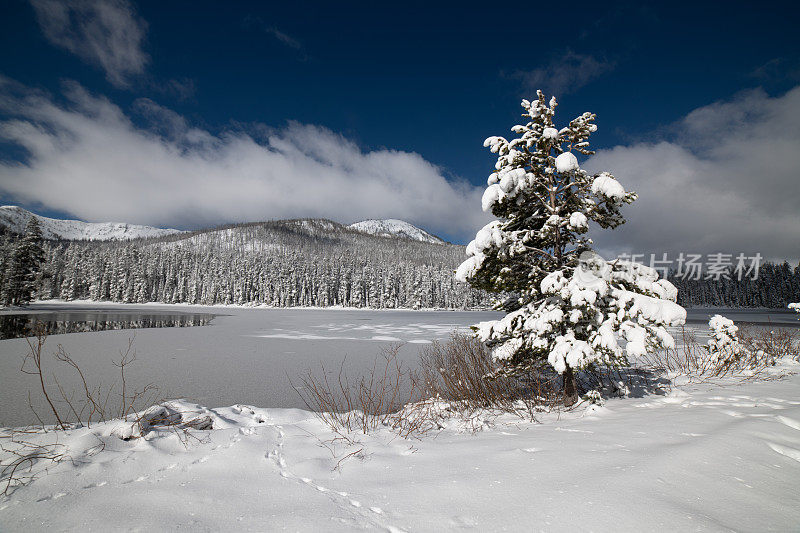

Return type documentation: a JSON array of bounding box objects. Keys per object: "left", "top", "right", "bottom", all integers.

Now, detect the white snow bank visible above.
[{"left": 3, "top": 373, "right": 800, "bottom": 531}]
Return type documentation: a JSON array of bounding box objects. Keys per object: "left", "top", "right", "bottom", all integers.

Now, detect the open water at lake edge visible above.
[{"left": 0, "top": 309, "right": 217, "bottom": 340}]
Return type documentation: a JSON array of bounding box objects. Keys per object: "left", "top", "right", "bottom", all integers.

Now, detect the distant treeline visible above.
[
  {"left": 668, "top": 260, "right": 800, "bottom": 308},
  {"left": 1, "top": 220, "right": 797, "bottom": 309},
  {"left": 0, "top": 220, "right": 491, "bottom": 309}
]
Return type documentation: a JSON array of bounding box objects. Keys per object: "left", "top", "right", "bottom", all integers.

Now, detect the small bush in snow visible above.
[
  {"left": 19, "top": 327, "right": 159, "bottom": 431},
  {"left": 706, "top": 315, "right": 798, "bottom": 371},
  {"left": 293, "top": 344, "right": 423, "bottom": 439},
  {"left": 705, "top": 314, "right": 745, "bottom": 367},
  {"left": 581, "top": 390, "right": 604, "bottom": 406},
  {"left": 698, "top": 314, "right": 779, "bottom": 376},
  {"left": 644, "top": 316, "right": 791, "bottom": 380},
  {"left": 415, "top": 333, "right": 560, "bottom": 417},
  {"left": 738, "top": 324, "right": 799, "bottom": 365}
]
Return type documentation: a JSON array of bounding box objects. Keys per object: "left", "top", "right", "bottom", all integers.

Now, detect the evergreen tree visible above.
[
  {"left": 456, "top": 92, "right": 686, "bottom": 405},
  {"left": 3, "top": 216, "right": 45, "bottom": 306}
]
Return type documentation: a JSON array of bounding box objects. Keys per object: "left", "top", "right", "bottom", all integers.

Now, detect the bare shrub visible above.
[
  {"left": 295, "top": 333, "right": 611, "bottom": 444},
  {"left": 20, "top": 324, "right": 67, "bottom": 430},
  {"left": 292, "top": 344, "right": 419, "bottom": 440},
  {"left": 641, "top": 323, "right": 792, "bottom": 381},
  {"left": 738, "top": 324, "right": 799, "bottom": 364},
  {"left": 1, "top": 430, "right": 67, "bottom": 497},
  {"left": 296, "top": 333, "right": 674, "bottom": 444},
  {"left": 640, "top": 327, "right": 714, "bottom": 376},
  {"left": 414, "top": 333, "right": 560, "bottom": 416},
  {"left": 2, "top": 328, "right": 210, "bottom": 494},
  {"left": 0, "top": 428, "right": 105, "bottom": 497},
  {"left": 20, "top": 326, "right": 159, "bottom": 431}
]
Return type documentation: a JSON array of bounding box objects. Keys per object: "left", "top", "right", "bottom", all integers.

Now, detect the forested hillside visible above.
[
  {"left": 0, "top": 219, "right": 490, "bottom": 309},
  {"left": 1, "top": 217, "right": 798, "bottom": 309}
]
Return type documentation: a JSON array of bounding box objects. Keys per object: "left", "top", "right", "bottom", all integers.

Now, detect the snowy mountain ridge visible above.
[
  {"left": 348, "top": 219, "right": 445, "bottom": 244},
  {"left": 0, "top": 206, "right": 184, "bottom": 241},
  {"left": 1, "top": 207, "right": 444, "bottom": 245},
  {"left": 155, "top": 218, "right": 444, "bottom": 255}
]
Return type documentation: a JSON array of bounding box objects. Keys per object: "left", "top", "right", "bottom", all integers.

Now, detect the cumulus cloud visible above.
[
  {"left": 30, "top": 0, "right": 148, "bottom": 88},
  {"left": 585, "top": 86, "right": 800, "bottom": 263},
  {"left": 513, "top": 51, "right": 615, "bottom": 96},
  {"left": 0, "top": 78, "right": 489, "bottom": 242}
]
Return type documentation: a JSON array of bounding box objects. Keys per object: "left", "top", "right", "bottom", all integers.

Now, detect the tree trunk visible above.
[{"left": 563, "top": 366, "right": 579, "bottom": 406}]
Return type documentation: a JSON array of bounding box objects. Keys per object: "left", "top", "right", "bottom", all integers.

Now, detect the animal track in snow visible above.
[
  {"left": 266, "top": 429, "right": 403, "bottom": 532},
  {"left": 37, "top": 492, "right": 67, "bottom": 502}
]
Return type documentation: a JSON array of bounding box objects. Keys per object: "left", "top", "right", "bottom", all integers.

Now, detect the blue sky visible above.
[{"left": 1, "top": 0, "right": 799, "bottom": 258}]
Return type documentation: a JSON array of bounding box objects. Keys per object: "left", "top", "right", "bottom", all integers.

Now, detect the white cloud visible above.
[
  {"left": 242, "top": 15, "right": 305, "bottom": 58},
  {"left": 30, "top": 0, "right": 148, "bottom": 88},
  {"left": 263, "top": 26, "right": 302, "bottom": 50},
  {"left": 585, "top": 86, "right": 800, "bottom": 263},
  {"left": 513, "top": 51, "right": 615, "bottom": 96},
  {"left": 0, "top": 78, "right": 489, "bottom": 242}
]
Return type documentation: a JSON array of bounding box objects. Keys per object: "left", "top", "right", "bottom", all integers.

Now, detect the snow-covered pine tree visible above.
[
  {"left": 3, "top": 216, "right": 45, "bottom": 306},
  {"left": 456, "top": 91, "right": 686, "bottom": 405}
]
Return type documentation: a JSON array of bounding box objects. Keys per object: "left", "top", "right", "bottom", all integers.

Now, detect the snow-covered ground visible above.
[
  {"left": 0, "top": 206, "right": 183, "bottom": 241},
  {"left": 2, "top": 365, "right": 799, "bottom": 531},
  {"left": 348, "top": 219, "right": 445, "bottom": 244},
  {"left": 1, "top": 303, "right": 799, "bottom": 530}
]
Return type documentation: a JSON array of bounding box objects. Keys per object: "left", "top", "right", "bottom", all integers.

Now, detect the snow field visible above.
[
  {"left": 348, "top": 219, "right": 444, "bottom": 244},
  {"left": 2, "top": 366, "right": 800, "bottom": 531},
  {"left": 1, "top": 304, "right": 799, "bottom": 530}
]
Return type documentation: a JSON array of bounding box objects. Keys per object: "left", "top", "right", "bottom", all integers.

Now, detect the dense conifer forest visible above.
[
  {"left": 0, "top": 219, "right": 490, "bottom": 309},
  {"left": 1, "top": 218, "right": 798, "bottom": 309}
]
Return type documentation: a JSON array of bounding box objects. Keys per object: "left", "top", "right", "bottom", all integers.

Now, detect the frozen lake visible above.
[
  {"left": 0, "top": 303, "right": 796, "bottom": 428},
  {"left": 0, "top": 303, "right": 499, "bottom": 427}
]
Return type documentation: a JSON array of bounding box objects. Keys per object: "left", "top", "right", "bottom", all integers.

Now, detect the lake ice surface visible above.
[
  {"left": 1, "top": 303, "right": 796, "bottom": 427},
  {"left": 0, "top": 303, "right": 500, "bottom": 427}
]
